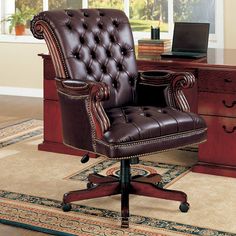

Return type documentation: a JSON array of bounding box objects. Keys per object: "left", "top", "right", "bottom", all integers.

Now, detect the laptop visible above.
[{"left": 161, "top": 22, "right": 210, "bottom": 59}]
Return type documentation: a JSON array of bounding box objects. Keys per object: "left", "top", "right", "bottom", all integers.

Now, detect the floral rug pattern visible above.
[
  {"left": 0, "top": 119, "right": 234, "bottom": 236},
  {"left": 0, "top": 190, "right": 234, "bottom": 236}
]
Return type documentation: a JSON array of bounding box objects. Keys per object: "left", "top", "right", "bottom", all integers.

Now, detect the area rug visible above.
[
  {"left": 0, "top": 119, "right": 43, "bottom": 149},
  {"left": 0, "top": 119, "right": 236, "bottom": 236}
]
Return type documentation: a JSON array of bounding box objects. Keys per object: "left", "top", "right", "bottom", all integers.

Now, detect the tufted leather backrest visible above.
[{"left": 32, "top": 9, "right": 138, "bottom": 109}]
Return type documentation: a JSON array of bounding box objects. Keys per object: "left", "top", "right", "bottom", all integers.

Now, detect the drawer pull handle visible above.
[
  {"left": 224, "top": 78, "right": 232, "bottom": 83},
  {"left": 222, "top": 100, "right": 236, "bottom": 108},
  {"left": 222, "top": 125, "right": 236, "bottom": 134}
]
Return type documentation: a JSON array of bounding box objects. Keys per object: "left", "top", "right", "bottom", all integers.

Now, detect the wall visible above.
[
  {"left": 224, "top": 0, "right": 236, "bottom": 49},
  {"left": 0, "top": 42, "right": 47, "bottom": 95},
  {"left": 0, "top": 1, "right": 236, "bottom": 94}
]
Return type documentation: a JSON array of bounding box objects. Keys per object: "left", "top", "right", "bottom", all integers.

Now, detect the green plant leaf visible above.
[{"left": 1, "top": 6, "right": 36, "bottom": 34}]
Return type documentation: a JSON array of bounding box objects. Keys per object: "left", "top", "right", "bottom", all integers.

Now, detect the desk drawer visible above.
[
  {"left": 198, "top": 69, "right": 236, "bottom": 93},
  {"left": 198, "top": 92, "right": 236, "bottom": 117},
  {"left": 199, "top": 115, "right": 236, "bottom": 165}
]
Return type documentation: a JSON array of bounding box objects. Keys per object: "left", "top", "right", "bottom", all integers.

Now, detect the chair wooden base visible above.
[{"left": 62, "top": 159, "right": 189, "bottom": 228}]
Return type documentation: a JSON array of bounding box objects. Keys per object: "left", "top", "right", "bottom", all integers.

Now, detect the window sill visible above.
[
  {"left": 0, "top": 33, "right": 223, "bottom": 48},
  {"left": 0, "top": 34, "right": 44, "bottom": 44}
]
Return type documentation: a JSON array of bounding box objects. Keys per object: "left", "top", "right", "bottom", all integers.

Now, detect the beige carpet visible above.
[{"left": 0, "top": 120, "right": 235, "bottom": 236}]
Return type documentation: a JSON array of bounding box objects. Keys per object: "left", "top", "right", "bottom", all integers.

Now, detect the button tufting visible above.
[
  {"left": 106, "top": 49, "right": 111, "bottom": 58},
  {"left": 74, "top": 52, "right": 80, "bottom": 60},
  {"left": 65, "top": 22, "right": 72, "bottom": 30},
  {"left": 97, "top": 22, "right": 103, "bottom": 29},
  {"left": 117, "top": 63, "right": 123, "bottom": 71},
  {"left": 121, "top": 47, "right": 128, "bottom": 56},
  {"left": 112, "top": 20, "right": 119, "bottom": 28},
  {"left": 79, "top": 36, "right": 85, "bottom": 44},
  {"left": 65, "top": 10, "right": 73, "bottom": 17},
  {"left": 90, "top": 50, "right": 96, "bottom": 59},
  {"left": 109, "top": 34, "right": 116, "bottom": 43},
  {"left": 86, "top": 66, "right": 92, "bottom": 75},
  {"left": 37, "top": 9, "right": 139, "bottom": 111},
  {"left": 83, "top": 12, "right": 89, "bottom": 17},
  {"left": 94, "top": 35, "right": 100, "bottom": 44},
  {"left": 162, "top": 110, "right": 167, "bottom": 114},
  {"left": 129, "top": 77, "right": 135, "bottom": 86},
  {"left": 82, "top": 23, "right": 88, "bottom": 29},
  {"left": 112, "top": 80, "right": 118, "bottom": 89},
  {"left": 101, "top": 65, "right": 107, "bottom": 74}
]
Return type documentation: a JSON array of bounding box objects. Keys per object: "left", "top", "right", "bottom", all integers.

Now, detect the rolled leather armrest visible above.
[
  {"left": 55, "top": 78, "right": 110, "bottom": 100},
  {"left": 139, "top": 70, "right": 173, "bottom": 86},
  {"left": 137, "top": 70, "right": 195, "bottom": 112},
  {"left": 61, "top": 79, "right": 89, "bottom": 90}
]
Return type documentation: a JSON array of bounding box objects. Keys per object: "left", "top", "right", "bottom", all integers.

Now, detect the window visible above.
[
  {"left": 129, "top": 0, "right": 169, "bottom": 32},
  {"left": 0, "top": 0, "right": 223, "bottom": 47},
  {"left": 88, "top": 0, "right": 123, "bottom": 10}
]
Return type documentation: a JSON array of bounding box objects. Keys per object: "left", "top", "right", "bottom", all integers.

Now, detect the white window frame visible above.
[{"left": 0, "top": 0, "right": 224, "bottom": 48}]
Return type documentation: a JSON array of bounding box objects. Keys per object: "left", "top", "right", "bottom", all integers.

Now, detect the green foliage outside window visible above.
[
  {"left": 15, "top": 0, "right": 83, "bottom": 12},
  {"left": 1, "top": 6, "right": 36, "bottom": 33},
  {"left": 130, "top": 0, "right": 168, "bottom": 32},
  {"left": 89, "top": 0, "right": 123, "bottom": 9},
  {"left": 174, "top": 0, "right": 215, "bottom": 33},
  {"left": 48, "top": 0, "right": 82, "bottom": 10},
  {"left": 12, "top": 0, "right": 215, "bottom": 34},
  {"left": 15, "top": 0, "right": 43, "bottom": 13}
]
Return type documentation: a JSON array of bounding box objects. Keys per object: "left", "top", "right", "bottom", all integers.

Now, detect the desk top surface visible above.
[{"left": 137, "top": 48, "right": 236, "bottom": 69}]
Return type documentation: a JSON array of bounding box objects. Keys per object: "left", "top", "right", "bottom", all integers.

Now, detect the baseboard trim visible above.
[{"left": 0, "top": 87, "right": 43, "bottom": 98}]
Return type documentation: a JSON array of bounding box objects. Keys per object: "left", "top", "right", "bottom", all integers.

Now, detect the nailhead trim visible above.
[
  {"left": 58, "top": 90, "right": 96, "bottom": 151},
  {"left": 98, "top": 139, "right": 207, "bottom": 160},
  {"left": 85, "top": 97, "right": 97, "bottom": 151},
  {"left": 96, "top": 128, "right": 207, "bottom": 149},
  {"left": 63, "top": 138, "right": 207, "bottom": 161},
  {"left": 57, "top": 90, "right": 88, "bottom": 99}
]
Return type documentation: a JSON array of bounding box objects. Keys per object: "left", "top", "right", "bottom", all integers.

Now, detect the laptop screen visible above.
[{"left": 172, "top": 22, "right": 210, "bottom": 53}]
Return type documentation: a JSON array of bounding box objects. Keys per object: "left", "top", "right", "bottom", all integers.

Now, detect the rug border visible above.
[{"left": 0, "top": 219, "right": 76, "bottom": 236}]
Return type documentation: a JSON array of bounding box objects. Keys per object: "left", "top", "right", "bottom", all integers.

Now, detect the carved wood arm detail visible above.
[
  {"left": 89, "top": 81, "right": 111, "bottom": 137},
  {"left": 31, "top": 17, "right": 68, "bottom": 78},
  {"left": 56, "top": 78, "right": 111, "bottom": 139},
  {"left": 166, "top": 72, "right": 195, "bottom": 112}
]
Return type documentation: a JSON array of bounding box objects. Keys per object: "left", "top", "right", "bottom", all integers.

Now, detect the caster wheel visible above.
[
  {"left": 62, "top": 203, "right": 72, "bottom": 212},
  {"left": 87, "top": 182, "right": 94, "bottom": 189},
  {"left": 179, "top": 202, "right": 190, "bottom": 213},
  {"left": 156, "top": 182, "right": 163, "bottom": 188},
  {"left": 81, "top": 154, "right": 89, "bottom": 163}
]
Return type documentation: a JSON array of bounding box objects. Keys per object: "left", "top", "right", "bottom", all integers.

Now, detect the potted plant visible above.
[{"left": 1, "top": 7, "right": 36, "bottom": 35}]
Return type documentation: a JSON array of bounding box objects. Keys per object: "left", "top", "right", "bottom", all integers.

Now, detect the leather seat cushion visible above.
[
  {"left": 95, "top": 106, "right": 207, "bottom": 159},
  {"left": 103, "top": 106, "right": 205, "bottom": 143}
]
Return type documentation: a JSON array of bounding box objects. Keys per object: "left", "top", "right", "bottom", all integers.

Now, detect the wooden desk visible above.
[{"left": 39, "top": 49, "right": 236, "bottom": 177}]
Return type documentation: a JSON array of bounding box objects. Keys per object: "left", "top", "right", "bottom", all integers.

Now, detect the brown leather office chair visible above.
[{"left": 31, "top": 9, "right": 207, "bottom": 228}]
